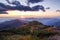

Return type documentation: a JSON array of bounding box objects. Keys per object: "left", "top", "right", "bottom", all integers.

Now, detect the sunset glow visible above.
[{"left": 0, "top": 10, "right": 60, "bottom": 18}]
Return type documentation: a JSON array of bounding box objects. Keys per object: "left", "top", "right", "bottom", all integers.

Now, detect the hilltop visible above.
[{"left": 0, "top": 21, "right": 59, "bottom": 40}]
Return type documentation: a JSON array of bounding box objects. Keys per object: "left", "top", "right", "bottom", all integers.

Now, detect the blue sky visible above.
[
  {"left": 30, "top": 0, "right": 60, "bottom": 11},
  {"left": 0, "top": 0, "right": 60, "bottom": 11}
]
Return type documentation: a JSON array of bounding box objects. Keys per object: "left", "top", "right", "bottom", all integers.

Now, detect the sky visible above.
[
  {"left": 0, "top": 0, "right": 60, "bottom": 10},
  {"left": 39, "top": 0, "right": 60, "bottom": 10},
  {"left": 0, "top": 10, "right": 60, "bottom": 18},
  {"left": 0, "top": 0, "right": 60, "bottom": 18}
]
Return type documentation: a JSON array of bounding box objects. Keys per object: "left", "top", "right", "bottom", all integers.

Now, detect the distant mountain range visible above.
[
  {"left": 23, "top": 18, "right": 60, "bottom": 28},
  {"left": 0, "top": 19, "right": 24, "bottom": 31},
  {"left": 0, "top": 17, "right": 60, "bottom": 31},
  {"left": 44, "top": 18, "right": 60, "bottom": 28}
]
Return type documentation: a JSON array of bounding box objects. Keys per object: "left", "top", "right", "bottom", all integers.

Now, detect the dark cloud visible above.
[
  {"left": 46, "top": 7, "right": 50, "bottom": 9},
  {"left": 0, "top": 11, "right": 8, "bottom": 14},
  {"left": 6, "top": 0, "right": 21, "bottom": 6},
  {"left": 32, "top": 5, "right": 45, "bottom": 12},
  {"left": 56, "top": 10, "right": 60, "bottom": 12},
  {"left": 0, "top": 0, "right": 45, "bottom": 12},
  {"left": 0, "top": 3, "right": 6, "bottom": 11},
  {"left": 0, "top": 3, "right": 8, "bottom": 14},
  {"left": 28, "top": 0, "right": 44, "bottom": 3}
]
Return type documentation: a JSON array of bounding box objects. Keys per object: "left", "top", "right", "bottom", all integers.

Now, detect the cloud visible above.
[
  {"left": 28, "top": 0, "right": 44, "bottom": 3},
  {"left": 6, "top": 0, "right": 21, "bottom": 6},
  {"left": 32, "top": 5, "right": 45, "bottom": 12},
  {"left": 0, "top": 0, "right": 45, "bottom": 12},
  {"left": 56, "top": 10, "right": 60, "bottom": 12},
  {"left": 0, "top": 11, "right": 8, "bottom": 14},
  {"left": 46, "top": 7, "right": 50, "bottom": 9}
]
